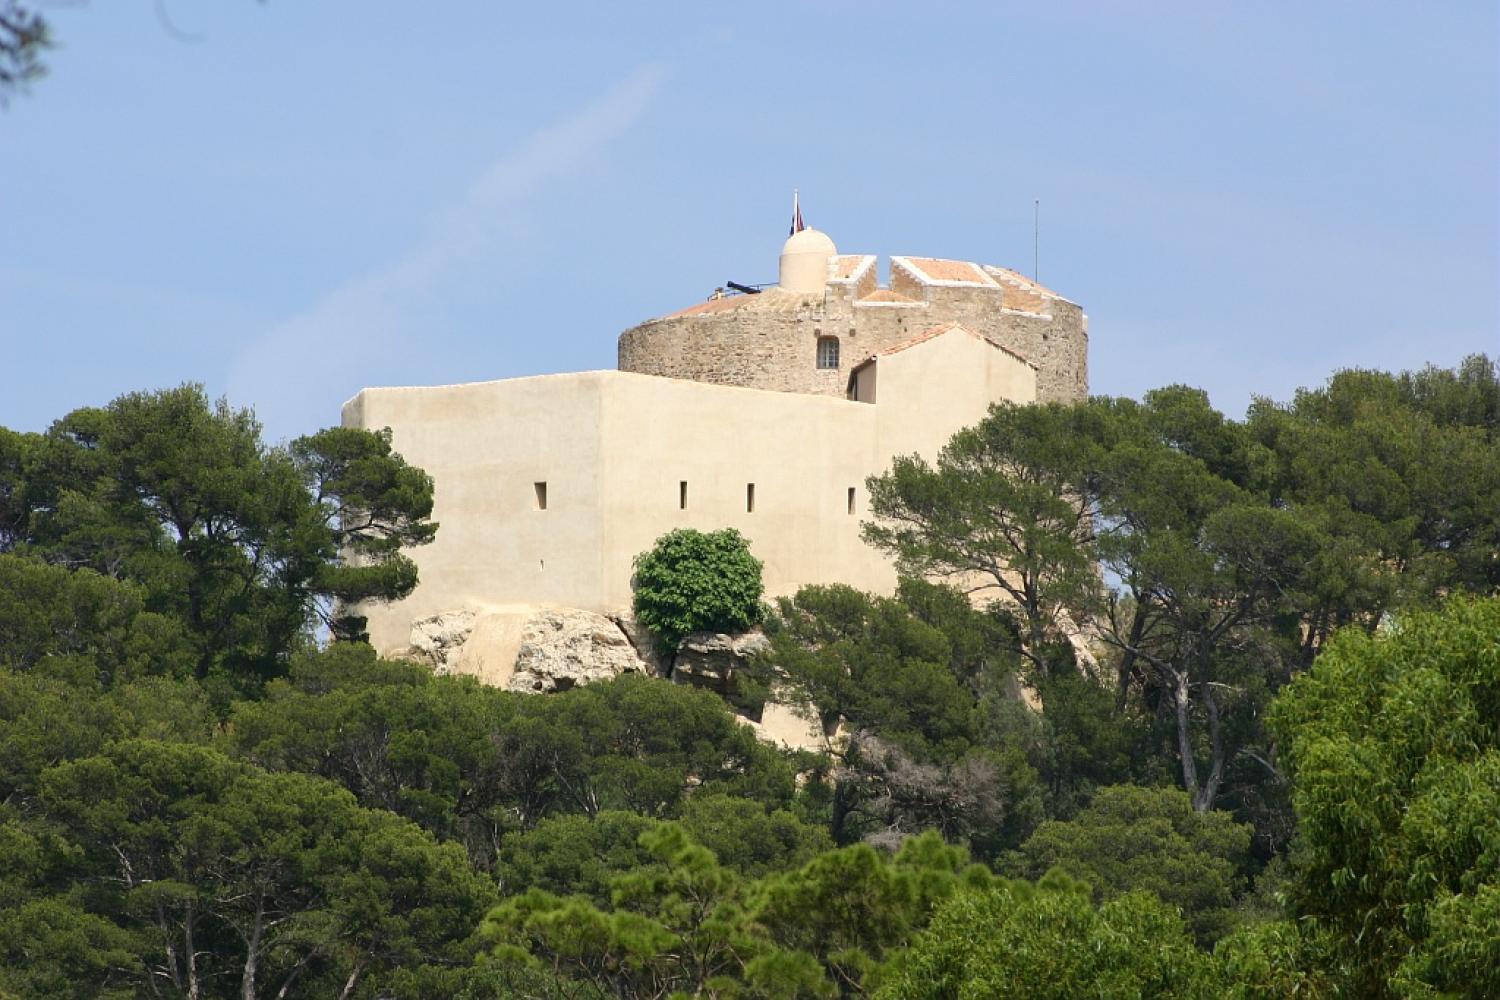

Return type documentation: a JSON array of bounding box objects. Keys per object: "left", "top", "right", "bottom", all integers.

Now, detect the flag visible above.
[{"left": 789, "top": 189, "right": 804, "bottom": 236}]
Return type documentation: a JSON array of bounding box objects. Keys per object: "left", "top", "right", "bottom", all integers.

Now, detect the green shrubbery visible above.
[{"left": 631, "top": 528, "right": 766, "bottom": 650}]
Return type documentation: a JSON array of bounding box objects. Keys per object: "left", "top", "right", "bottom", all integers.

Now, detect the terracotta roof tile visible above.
[
  {"left": 901, "top": 257, "right": 994, "bottom": 284},
  {"left": 655, "top": 288, "right": 815, "bottom": 321},
  {"left": 983, "top": 266, "right": 1064, "bottom": 312},
  {"left": 662, "top": 296, "right": 753, "bottom": 319},
  {"left": 831, "top": 255, "right": 874, "bottom": 280},
  {"left": 984, "top": 266, "right": 1061, "bottom": 297}
]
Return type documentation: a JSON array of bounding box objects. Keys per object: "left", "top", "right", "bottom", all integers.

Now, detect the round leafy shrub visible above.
[{"left": 631, "top": 528, "right": 765, "bottom": 650}]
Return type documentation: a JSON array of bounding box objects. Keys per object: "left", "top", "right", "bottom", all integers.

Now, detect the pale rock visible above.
[
  {"left": 671, "top": 630, "right": 771, "bottom": 693},
  {"left": 405, "top": 610, "right": 477, "bottom": 675},
  {"left": 740, "top": 695, "right": 831, "bottom": 754},
  {"left": 507, "top": 608, "right": 646, "bottom": 693},
  {"left": 606, "top": 610, "right": 671, "bottom": 678},
  {"left": 455, "top": 611, "right": 533, "bottom": 688}
]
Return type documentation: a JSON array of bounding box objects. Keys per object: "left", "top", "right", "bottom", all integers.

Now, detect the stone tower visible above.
[{"left": 617, "top": 228, "right": 1088, "bottom": 403}]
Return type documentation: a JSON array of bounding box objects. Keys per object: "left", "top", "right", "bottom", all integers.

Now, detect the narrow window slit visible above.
[
  {"left": 679, "top": 481, "right": 688, "bottom": 510},
  {"left": 746, "top": 483, "right": 755, "bottom": 513},
  {"left": 534, "top": 482, "right": 547, "bottom": 510},
  {"left": 847, "top": 487, "right": 856, "bottom": 515}
]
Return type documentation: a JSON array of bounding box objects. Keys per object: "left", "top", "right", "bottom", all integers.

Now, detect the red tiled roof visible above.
[
  {"left": 901, "top": 257, "right": 993, "bottom": 284},
  {"left": 661, "top": 296, "right": 754, "bottom": 319},
  {"left": 983, "top": 266, "right": 1062, "bottom": 310},
  {"left": 831, "top": 255, "right": 873, "bottom": 280}
]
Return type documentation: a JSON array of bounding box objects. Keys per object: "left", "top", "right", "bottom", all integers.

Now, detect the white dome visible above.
[
  {"left": 778, "top": 228, "right": 837, "bottom": 293},
  {"left": 781, "top": 228, "right": 837, "bottom": 257}
]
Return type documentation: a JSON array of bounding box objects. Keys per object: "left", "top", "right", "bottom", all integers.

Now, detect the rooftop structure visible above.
[{"left": 618, "top": 229, "right": 1087, "bottom": 404}]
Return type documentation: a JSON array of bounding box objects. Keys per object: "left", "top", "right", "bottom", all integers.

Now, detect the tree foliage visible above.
[
  {"left": 35, "top": 740, "right": 495, "bottom": 999},
  {"left": 878, "top": 871, "right": 1213, "bottom": 999},
  {"left": 1, "top": 362, "right": 1496, "bottom": 997},
  {"left": 864, "top": 357, "right": 1500, "bottom": 819},
  {"left": 631, "top": 528, "right": 765, "bottom": 650},
  {"left": 482, "top": 826, "right": 991, "bottom": 999},
  {"left": 863, "top": 401, "right": 1105, "bottom": 679},
  {"left": 763, "top": 584, "right": 1043, "bottom": 853},
  {"left": 1271, "top": 595, "right": 1500, "bottom": 998},
  {"left": 1007, "top": 784, "right": 1252, "bottom": 944},
  {"left": 0, "top": 0, "right": 46, "bottom": 103},
  {"left": 2, "top": 384, "right": 435, "bottom": 687}
]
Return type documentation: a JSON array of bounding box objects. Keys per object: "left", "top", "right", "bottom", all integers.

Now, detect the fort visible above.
[{"left": 342, "top": 223, "right": 1088, "bottom": 697}]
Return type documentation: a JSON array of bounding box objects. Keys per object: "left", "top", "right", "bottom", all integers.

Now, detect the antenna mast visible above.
[{"left": 1033, "top": 198, "right": 1039, "bottom": 282}]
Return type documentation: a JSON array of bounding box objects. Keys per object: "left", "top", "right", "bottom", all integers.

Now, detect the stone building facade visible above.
[
  {"left": 618, "top": 229, "right": 1088, "bottom": 404},
  {"left": 342, "top": 226, "right": 1088, "bottom": 703}
]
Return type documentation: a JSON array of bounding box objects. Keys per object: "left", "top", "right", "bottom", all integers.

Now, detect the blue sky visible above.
[{"left": 2, "top": 2, "right": 1496, "bottom": 443}]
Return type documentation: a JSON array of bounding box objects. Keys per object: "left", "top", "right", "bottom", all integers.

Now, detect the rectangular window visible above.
[
  {"left": 679, "top": 481, "right": 688, "bottom": 510},
  {"left": 848, "top": 487, "right": 856, "bottom": 515},
  {"left": 746, "top": 483, "right": 755, "bottom": 513},
  {"left": 817, "top": 336, "right": 841, "bottom": 369},
  {"left": 534, "top": 482, "right": 547, "bottom": 510}
]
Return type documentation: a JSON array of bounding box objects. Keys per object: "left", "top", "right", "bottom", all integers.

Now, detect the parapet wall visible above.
[
  {"left": 615, "top": 290, "right": 847, "bottom": 396},
  {"left": 617, "top": 254, "right": 1087, "bottom": 403}
]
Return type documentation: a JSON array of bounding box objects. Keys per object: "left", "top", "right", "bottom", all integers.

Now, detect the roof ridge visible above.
[
  {"left": 873, "top": 321, "right": 965, "bottom": 356},
  {"left": 855, "top": 322, "right": 1035, "bottom": 369},
  {"left": 983, "top": 265, "right": 1062, "bottom": 300}
]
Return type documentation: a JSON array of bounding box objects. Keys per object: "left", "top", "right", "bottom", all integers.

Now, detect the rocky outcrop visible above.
[
  {"left": 393, "top": 606, "right": 647, "bottom": 692},
  {"left": 454, "top": 612, "right": 531, "bottom": 688},
  {"left": 403, "top": 610, "right": 477, "bottom": 675},
  {"left": 606, "top": 610, "right": 671, "bottom": 678},
  {"left": 393, "top": 608, "right": 834, "bottom": 752},
  {"left": 507, "top": 608, "right": 647, "bottom": 693},
  {"left": 671, "top": 630, "right": 771, "bottom": 694},
  {"left": 739, "top": 695, "right": 832, "bottom": 754}
]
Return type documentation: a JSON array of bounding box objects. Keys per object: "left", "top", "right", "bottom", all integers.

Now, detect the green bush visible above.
[
  {"left": 631, "top": 528, "right": 765, "bottom": 650},
  {"left": 1006, "top": 783, "right": 1252, "bottom": 946},
  {"left": 877, "top": 872, "right": 1213, "bottom": 999}
]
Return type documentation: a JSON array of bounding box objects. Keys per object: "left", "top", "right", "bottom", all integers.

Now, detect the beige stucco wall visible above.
[
  {"left": 343, "top": 374, "right": 609, "bottom": 652},
  {"left": 595, "top": 374, "right": 885, "bottom": 611},
  {"left": 869, "top": 329, "right": 1037, "bottom": 461},
  {"left": 344, "top": 327, "right": 1037, "bottom": 654}
]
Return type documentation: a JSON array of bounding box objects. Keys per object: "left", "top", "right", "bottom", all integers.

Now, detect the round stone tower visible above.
[{"left": 616, "top": 229, "right": 1089, "bottom": 403}]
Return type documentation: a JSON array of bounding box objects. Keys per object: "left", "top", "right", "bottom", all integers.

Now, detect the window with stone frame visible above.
[{"left": 816, "top": 336, "right": 840, "bottom": 369}]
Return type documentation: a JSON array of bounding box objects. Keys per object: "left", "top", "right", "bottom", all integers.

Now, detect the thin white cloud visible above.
[{"left": 226, "top": 62, "right": 668, "bottom": 443}]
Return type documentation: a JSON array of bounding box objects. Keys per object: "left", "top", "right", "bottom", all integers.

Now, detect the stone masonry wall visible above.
[{"left": 617, "top": 256, "right": 1088, "bottom": 403}]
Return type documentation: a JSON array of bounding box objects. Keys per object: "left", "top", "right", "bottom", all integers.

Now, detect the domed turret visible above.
[{"left": 778, "top": 228, "right": 837, "bottom": 293}]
